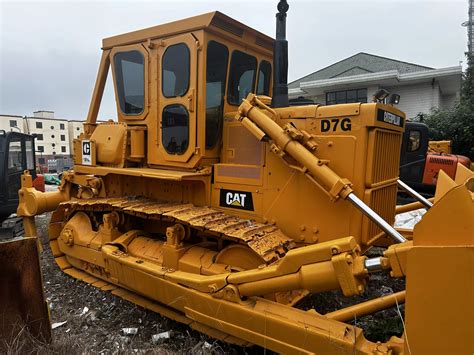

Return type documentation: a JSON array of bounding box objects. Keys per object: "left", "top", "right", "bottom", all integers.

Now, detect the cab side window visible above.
[
  {"left": 162, "top": 104, "right": 189, "bottom": 155},
  {"left": 25, "top": 138, "right": 34, "bottom": 170},
  {"left": 257, "top": 60, "right": 271, "bottom": 95},
  {"left": 162, "top": 43, "right": 190, "bottom": 98},
  {"left": 205, "top": 41, "right": 229, "bottom": 149},
  {"left": 114, "top": 51, "right": 145, "bottom": 115},
  {"left": 227, "top": 50, "right": 257, "bottom": 105},
  {"left": 408, "top": 130, "right": 421, "bottom": 152},
  {"left": 7, "top": 137, "right": 22, "bottom": 173}
]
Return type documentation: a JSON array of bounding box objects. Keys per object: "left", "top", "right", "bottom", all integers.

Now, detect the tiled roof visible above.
[{"left": 289, "top": 52, "right": 433, "bottom": 89}]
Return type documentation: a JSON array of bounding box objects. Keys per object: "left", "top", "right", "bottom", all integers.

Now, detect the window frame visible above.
[
  {"left": 161, "top": 43, "right": 191, "bottom": 99},
  {"left": 256, "top": 60, "right": 272, "bottom": 96},
  {"left": 36, "top": 121, "right": 43, "bottom": 129},
  {"left": 110, "top": 45, "right": 149, "bottom": 121},
  {"left": 408, "top": 130, "right": 421, "bottom": 152},
  {"left": 205, "top": 40, "right": 229, "bottom": 150},
  {"left": 326, "top": 88, "right": 367, "bottom": 105},
  {"left": 161, "top": 104, "right": 190, "bottom": 155},
  {"left": 227, "top": 50, "right": 258, "bottom": 106}
]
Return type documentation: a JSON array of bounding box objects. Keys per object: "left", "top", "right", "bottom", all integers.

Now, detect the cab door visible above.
[{"left": 158, "top": 34, "right": 198, "bottom": 164}]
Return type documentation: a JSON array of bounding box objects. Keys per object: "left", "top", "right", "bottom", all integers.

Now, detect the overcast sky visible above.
[{"left": 0, "top": 0, "right": 469, "bottom": 120}]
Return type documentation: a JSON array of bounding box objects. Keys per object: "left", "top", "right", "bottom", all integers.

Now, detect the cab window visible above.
[
  {"left": 227, "top": 50, "right": 257, "bottom": 105},
  {"left": 25, "top": 138, "right": 34, "bottom": 170},
  {"left": 257, "top": 60, "right": 271, "bottom": 95},
  {"left": 205, "top": 41, "right": 229, "bottom": 149},
  {"left": 114, "top": 51, "right": 145, "bottom": 115},
  {"left": 162, "top": 104, "right": 189, "bottom": 155},
  {"left": 162, "top": 43, "right": 190, "bottom": 98},
  {"left": 8, "top": 137, "right": 22, "bottom": 173},
  {"left": 408, "top": 130, "right": 421, "bottom": 152}
]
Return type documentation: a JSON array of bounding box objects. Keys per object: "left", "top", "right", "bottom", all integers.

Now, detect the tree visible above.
[{"left": 423, "top": 54, "right": 474, "bottom": 160}]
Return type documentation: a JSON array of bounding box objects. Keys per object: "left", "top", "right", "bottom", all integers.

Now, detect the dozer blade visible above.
[{"left": 0, "top": 236, "right": 51, "bottom": 348}]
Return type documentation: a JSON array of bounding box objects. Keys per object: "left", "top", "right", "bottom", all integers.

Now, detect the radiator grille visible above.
[
  {"left": 363, "top": 183, "right": 398, "bottom": 244},
  {"left": 429, "top": 157, "right": 454, "bottom": 165},
  {"left": 366, "top": 129, "right": 402, "bottom": 186}
]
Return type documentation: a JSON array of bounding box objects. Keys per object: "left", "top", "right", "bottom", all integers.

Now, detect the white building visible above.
[
  {"left": 0, "top": 114, "right": 25, "bottom": 133},
  {"left": 68, "top": 120, "right": 84, "bottom": 143},
  {"left": 22, "top": 111, "right": 71, "bottom": 168},
  {"left": 0, "top": 111, "right": 85, "bottom": 171},
  {"left": 289, "top": 52, "right": 462, "bottom": 120}
]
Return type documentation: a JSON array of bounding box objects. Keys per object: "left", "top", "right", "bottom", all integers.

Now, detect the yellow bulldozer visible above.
[{"left": 9, "top": 1, "right": 474, "bottom": 353}]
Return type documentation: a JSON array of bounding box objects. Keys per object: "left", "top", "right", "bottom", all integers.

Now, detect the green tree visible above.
[{"left": 423, "top": 54, "right": 474, "bottom": 160}]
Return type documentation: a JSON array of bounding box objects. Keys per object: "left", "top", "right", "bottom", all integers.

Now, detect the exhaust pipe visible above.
[{"left": 271, "top": 0, "right": 289, "bottom": 108}]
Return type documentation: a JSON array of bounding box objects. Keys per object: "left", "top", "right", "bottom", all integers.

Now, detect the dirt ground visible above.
[{"left": 7, "top": 212, "right": 405, "bottom": 354}]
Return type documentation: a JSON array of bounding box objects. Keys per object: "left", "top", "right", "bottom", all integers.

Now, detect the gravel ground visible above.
[{"left": 7, "top": 210, "right": 406, "bottom": 353}]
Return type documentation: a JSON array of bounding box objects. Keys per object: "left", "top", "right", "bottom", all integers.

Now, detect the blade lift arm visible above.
[{"left": 236, "top": 94, "right": 406, "bottom": 244}]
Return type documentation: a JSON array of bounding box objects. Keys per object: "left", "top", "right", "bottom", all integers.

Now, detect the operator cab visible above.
[
  {"left": 95, "top": 12, "right": 273, "bottom": 170},
  {"left": 0, "top": 131, "right": 37, "bottom": 218}
]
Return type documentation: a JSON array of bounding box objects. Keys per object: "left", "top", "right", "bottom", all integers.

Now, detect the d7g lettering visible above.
[{"left": 321, "top": 118, "right": 352, "bottom": 132}]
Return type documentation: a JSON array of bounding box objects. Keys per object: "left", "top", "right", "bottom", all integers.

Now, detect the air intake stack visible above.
[{"left": 271, "top": 0, "right": 289, "bottom": 108}]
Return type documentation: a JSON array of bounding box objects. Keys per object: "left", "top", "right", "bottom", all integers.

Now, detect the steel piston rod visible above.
[
  {"left": 397, "top": 179, "right": 433, "bottom": 209},
  {"left": 237, "top": 96, "right": 407, "bottom": 244},
  {"left": 347, "top": 193, "right": 407, "bottom": 243}
]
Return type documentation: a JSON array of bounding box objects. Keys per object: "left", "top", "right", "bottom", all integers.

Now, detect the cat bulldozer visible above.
[{"left": 16, "top": 1, "right": 473, "bottom": 353}]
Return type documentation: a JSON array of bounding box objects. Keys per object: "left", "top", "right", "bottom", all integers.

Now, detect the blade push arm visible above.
[{"left": 236, "top": 94, "right": 406, "bottom": 244}]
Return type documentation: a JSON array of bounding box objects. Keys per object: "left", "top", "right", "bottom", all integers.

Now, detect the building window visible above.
[
  {"left": 37, "top": 146, "right": 44, "bottom": 152},
  {"left": 162, "top": 43, "right": 190, "bottom": 98},
  {"left": 326, "top": 88, "right": 367, "bottom": 105},
  {"left": 51, "top": 134, "right": 55, "bottom": 139},
  {"left": 52, "top": 143, "right": 56, "bottom": 147},
  {"left": 228, "top": 50, "right": 257, "bottom": 105},
  {"left": 36, "top": 122, "right": 43, "bottom": 129},
  {"left": 60, "top": 123, "right": 65, "bottom": 130},
  {"left": 76, "top": 127, "right": 80, "bottom": 131},
  {"left": 9, "top": 120, "right": 17, "bottom": 128},
  {"left": 50, "top": 125, "right": 54, "bottom": 130},
  {"left": 36, "top": 133, "right": 43, "bottom": 141},
  {"left": 61, "top": 146, "right": 66, "bottom": 153},
  {"left": 114, "top": 50, "right": 145, "bottom": 115},
  {"left": 60, "top": 134, "right": 65, "bottom": 141}
]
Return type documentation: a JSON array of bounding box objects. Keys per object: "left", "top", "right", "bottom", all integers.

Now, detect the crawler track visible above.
[
  {"left": 50, "top": 196, "right": 295, "bottom": 263},
  {"left": 46, "top": 197, "right": 299, "bottom": 345}
]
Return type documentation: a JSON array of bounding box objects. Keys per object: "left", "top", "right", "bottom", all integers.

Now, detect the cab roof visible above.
[{"left": 102, "top": 11, "right": 274, "bottom": 52}]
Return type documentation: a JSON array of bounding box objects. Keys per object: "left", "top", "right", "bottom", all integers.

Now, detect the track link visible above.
[{"left": 53, "top": 197, "right": 295, "bottom": 263}]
